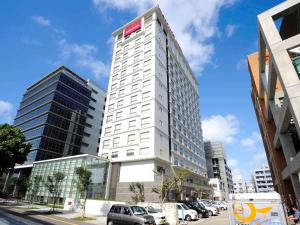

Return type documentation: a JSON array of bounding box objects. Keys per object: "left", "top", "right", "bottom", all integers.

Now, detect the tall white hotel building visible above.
[{"left": 99, "top": 6, "right": 207, "bottom": 201}]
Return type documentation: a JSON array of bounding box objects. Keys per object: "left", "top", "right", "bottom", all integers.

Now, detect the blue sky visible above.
[{"left": 0, "top": 0, "right": 283, "bottom": 180}]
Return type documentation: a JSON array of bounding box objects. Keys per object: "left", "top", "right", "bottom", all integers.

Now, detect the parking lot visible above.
[{"left": 189, "top": 211, "right": 229, "bottom": 225}]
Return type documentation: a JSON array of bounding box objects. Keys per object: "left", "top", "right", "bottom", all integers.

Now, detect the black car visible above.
[{"left": 178, "top": 200, "right": 209, "bottom": 218}]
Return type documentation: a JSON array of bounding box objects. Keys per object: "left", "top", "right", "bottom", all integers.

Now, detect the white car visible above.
[
  {"left": 144, "top": 206, "right": 167, "bottom": 225},
  {"left": 176, "top": 203, "right": 198, "bottom": 221},
  {"left": 198, "top": 201, "right": 218, "bottom": 216},
  {"left": 216, "top": 201, "right": 227, "bottom": 210}
]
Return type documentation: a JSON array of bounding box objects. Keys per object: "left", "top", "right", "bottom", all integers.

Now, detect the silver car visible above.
[{"left": 107, "top": 204, "right": 155, "bottom": 225}]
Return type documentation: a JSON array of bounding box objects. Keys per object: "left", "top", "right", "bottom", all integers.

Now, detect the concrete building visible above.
[
  {"left": 253, "top": 165, "right": 274, "bottom": 193},
  {"left": 99, "top": 6, "right": 207, "bottom": 201},
  {"left": 13, "top": 66, "right": 106, "bottom": 162},
  {"left": 233, "top": 177, "right": 246, "bottom": 194},
  {"left": 247, "top": 0, "right": 300, "bottom": 205},
  {"left": 208, "top": 178, "right": 226, "bottom": 201},
  {"left": 245, "top": 180, "right": 255, "bottom": 193},
  {"left": 204, "top": 142, "right": 233, "bottom": 200}
]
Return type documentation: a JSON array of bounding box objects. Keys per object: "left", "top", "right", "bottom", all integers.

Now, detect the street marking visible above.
[{"left": 38, "top": 215, "right": 78, "bottom": 225}]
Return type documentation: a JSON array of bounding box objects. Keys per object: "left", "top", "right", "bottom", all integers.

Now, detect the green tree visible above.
[
  {"left": 75, "top": 166, "right": 92, "bottom": 218},
  {"left": 0, "top": 124, "right": 32, "bottom": 175},
  {"left": 172, "top": 168, "right": 191, "bottom": 200},
  {"left": 45, "top": 172, "right": 65, "bottom": 212},
  {"left": 27, "top": 175, "right": 43, "bottom": 206},
  {"left": 129, "top": 182, "right": 145, "bottom": 203}
]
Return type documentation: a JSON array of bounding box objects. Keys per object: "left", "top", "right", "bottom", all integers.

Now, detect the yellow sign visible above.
[{"left": 232, "top": 203, "right": 272, "bottom": 223}]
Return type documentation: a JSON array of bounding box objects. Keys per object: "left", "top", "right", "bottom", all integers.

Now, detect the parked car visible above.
[
  {"left": 107, "top": 204, "right": 155, "bottom": 225},
  {"left": 178, "top": 200, "right": 209, "bottom": 218},
  {"left": 143, "top": 206, "right": 167, "bottom": 225},
  {"left": 198, "top": 201, "right": 218, "bottom": 216},
  {"left": 200, "top": 200, "right": 220, "bottom": 213},
  {"left": 214, "top": 201, "right": 227, "bottom": 210},
  {"left": 176, "top": 203, "right": 198, "bottom": 221}
]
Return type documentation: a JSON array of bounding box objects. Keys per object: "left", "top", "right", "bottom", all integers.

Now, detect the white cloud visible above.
[
  {"left": 240, "top": 132, "right": 262, "bottom": 149},
  {"left": 32, "top": 15, "right": 65, "bottom": 34},
  {"left": 0, "top": 100, "right": 13, "bottom": 124},
  {"left": 225, "top": 24, "right": 238, "bottom": 37},
  {"left": 236, "top": 58, "right": 247, "bottom": 71},
  {"left": 232, "top": 168, "right": 244, "bottom": 180},
  {"left": 92, "top": 0, "right": 235, "bottom": 73},
  {"left": 228, "top": 159, "right": 238, "bottom": 168},
  {"left": 57, "top": 39, "right": 109, "bottom": 79},
  {"left": 202, "top": 114, "right": 239, "bottom": 143},
  {"left": 32, "top": 16, "right": 51, "bottom": 27},
  {"left": 253, "top": 152, "right": 266, "bottom": 161}
]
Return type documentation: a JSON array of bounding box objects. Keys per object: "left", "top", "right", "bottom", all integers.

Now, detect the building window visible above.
[
  {"left": 113, "top": 137, "right": 120, "bottom": 147},
  {"left": 132, "top": 73, "right": 139, "bottom": 82},
  {"left": 112, "top": 74, "right": 118, "bottom": 81},
  {"left": 105, "top": 127, "right": 112, "bottom": 135},
  {"left": 144, "top": 50, "right": 151, "bottom": 59},
  {"left": 141, "top": 117, "right": 150, "bottom": 128},
  {"left": 144, "top": 59, "right": 151, "bottom": 66},
  {"left": 103, "top": 139, "right": 110, "bottom": 148},
  {"left": 120, "top": 79, "right": 126, "bottom": 86},
  {"left": 135, "top": 38, "right": 141, "bottom": 45},
  {"left": 174, "top": 143, "right": 178, "bottom": 151},
  {"left": 110, "top": 93, "right": 116, "bottom": 100},
  {"left": 121, "top": 70, "right": 126, "bottom": 77},
  {"left": 111, "top": 151, "right": 118, "bottom": 158},
  {"left": 143, "top": 79, "right": 151, "bottom": 88},
  {"left": 131, "top": 83, "right": 138, "bottom": 92},
  {"left": 142, "top": 91, "right": 151, "bottom": 100},
  {"left": 125, "top": 149, "right": 134, "bottom": 157},
  {"left": 133, "top": 64, "right": 140, "bottom": 72},
  {"left": 117, "top": 99, "right": 124, "bottom": 108},
  {"left": 107, "top": 114, "right": 113, "bottom": 122},
  {"left": 129, "top": 120, "right": 136, "bottom": 130},
  {"left": 111, "top": 83, "right": 117, "bottom": 91},
  {"left": 116, "top": 111, "right": 122, "bottom": 120},
  {"left": 141, "top": 103, "right": 150, "bottom": 113},
  {"left": 173, "top": 131, "right": 177, "bottom": 139},
  {"left": 131, "top": 95, "right": 138, "bottom": 103},
  {"left": 115, "top": 124, "right": 121, "bottom": 133},
  {"left": 108, "top": 103, "right": 114, "bottom": 112},
  {"left": 119, "top": 89, "right": 125, "bottom": 96},
  {"left": 140, "top": 131, "right": 150, "bottom": 142},
  {"left": 130, "top": 106, "right": 137, "bottom": 115},
  {"left": 140, "top": 147, "right": 149, "bottom": 155},
  {"left": 144, "top": 69, "right": 151, "bottom": 78},
  {"left": 127, "top": 134, "right": 136, "bottom": 145},
  {"left": 134, "top": 54, "right": 140, "bottom": 63}
]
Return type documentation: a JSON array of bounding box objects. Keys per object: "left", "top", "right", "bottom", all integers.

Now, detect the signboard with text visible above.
[{"left": 124, "top": 19, "right": 141, "bottom": 37}]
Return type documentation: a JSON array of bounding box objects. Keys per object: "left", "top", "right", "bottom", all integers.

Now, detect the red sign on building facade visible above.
[{"left": 124, "top": 20, "right": 142, "bottom": 37}]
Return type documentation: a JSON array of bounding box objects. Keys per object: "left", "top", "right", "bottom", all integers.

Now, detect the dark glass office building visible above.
[{"left": 14, "top": 66, "right": 105, "bottom": 162}]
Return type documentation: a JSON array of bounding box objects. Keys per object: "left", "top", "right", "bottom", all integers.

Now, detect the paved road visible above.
[
  {"left": 190, "top": 211, "right": 229, "bottom": 225},
  {"left": 0, "top": 206, "right": 91, "bottom": 225}
]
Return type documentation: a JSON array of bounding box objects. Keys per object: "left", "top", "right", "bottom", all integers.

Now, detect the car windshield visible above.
[
  {"left": 181, "top": 204, "right": 190, "bottom": 210},
  {"left": 130, "top": 206, "right": 147, "bottom": 216},
  {"left": 146, "top": 206, "right": 157, "bottom": 213}
]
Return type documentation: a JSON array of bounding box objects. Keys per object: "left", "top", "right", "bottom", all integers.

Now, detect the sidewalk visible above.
[{"left": 57, "top": 211, "right": 107, "bottom": 224}]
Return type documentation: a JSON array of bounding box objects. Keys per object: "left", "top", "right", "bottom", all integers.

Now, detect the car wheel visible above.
[
  {"left": 198, "top": 213, "right": 203, "bottom": 218},
  {"left": 221, "top": 207, "right": 224, "bottom": 211},
  {"left": 185, "top": 215, "right": 192, "bottom": 221},
  {"left": 209, "top": 211, "right": 213, "bottom": 216},
  {"left": 107, "top": 220, "right": 113, "bottom": 225}
]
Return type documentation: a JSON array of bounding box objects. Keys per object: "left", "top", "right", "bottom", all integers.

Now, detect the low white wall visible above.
[{"left": 64, "top": 198, "right": 125, "bottom": 216}]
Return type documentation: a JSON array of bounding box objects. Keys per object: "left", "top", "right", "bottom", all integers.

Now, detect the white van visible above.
[{"left": 228, "top": 192, "right": 288, "bottom": 225}]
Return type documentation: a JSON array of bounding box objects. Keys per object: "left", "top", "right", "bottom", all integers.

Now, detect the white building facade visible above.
[
  {"left": 253, "top": 165, "right": 274, "bottom": 193},
  {"left": 99, "top": 6, "right": 206, "bottom": 201},
  {"left": 209, "top": 178, "right": 226, "bottom": 201}
]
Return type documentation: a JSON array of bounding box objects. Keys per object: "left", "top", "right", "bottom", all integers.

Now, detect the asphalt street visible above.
[{"left": 189, "top": 211, "right": 229, "bottom": 225}]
